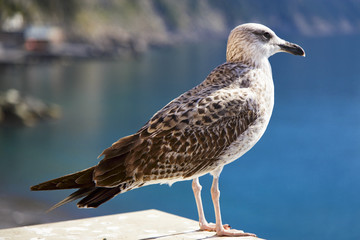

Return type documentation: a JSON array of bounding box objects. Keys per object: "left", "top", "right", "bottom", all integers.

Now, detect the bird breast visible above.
[{"left": 220, "top": 65, "right": 274, "bottom": 165}]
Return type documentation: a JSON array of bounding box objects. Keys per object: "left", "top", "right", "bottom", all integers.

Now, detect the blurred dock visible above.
[
  {"left": 0, "top": 27, "right": 143, "bottom": 65},
  {"left": 0, "top": 209, "right": 262, "bottom": 240},
  {"left": 0, "top": 40, "right": 124, "bottom": 64}
]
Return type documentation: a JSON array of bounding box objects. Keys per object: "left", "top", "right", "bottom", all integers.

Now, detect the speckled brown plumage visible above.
[
  {"left": 31, "top": 23, "right": 305, "bottom": 236},
  {"left": 94, "top": 62, "right": 258, "bottom": 188}
]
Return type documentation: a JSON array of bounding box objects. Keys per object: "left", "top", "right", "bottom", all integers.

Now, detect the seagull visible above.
[{"left": 31, "top": 23, "right": 305, "bottom": 237}]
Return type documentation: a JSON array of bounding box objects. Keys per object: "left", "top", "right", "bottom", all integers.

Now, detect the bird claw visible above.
[
  {"left": 216, "top": 228, "right": 256, "bottom": 237},
  {"left": 199, "top": 222, "right": 231, "bottom": 231}
]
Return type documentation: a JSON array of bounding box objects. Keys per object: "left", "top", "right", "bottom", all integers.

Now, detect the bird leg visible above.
[
  {"left": 192, "top": 178, "right": 230, "bottom": 231},
  {"left": 210, "top": 176, "right": 256, "bottom": 237}
]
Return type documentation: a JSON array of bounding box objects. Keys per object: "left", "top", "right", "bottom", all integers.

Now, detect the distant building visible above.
[{"left": 24, "top": 26, "right": 64, "bottom": 52}]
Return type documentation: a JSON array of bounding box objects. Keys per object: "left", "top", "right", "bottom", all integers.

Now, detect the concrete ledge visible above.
[{"left": 0, "top": 209, "right": 263, "bottom": 239}]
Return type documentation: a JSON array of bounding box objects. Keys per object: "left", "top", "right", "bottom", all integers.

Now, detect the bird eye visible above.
[{"left": 263, "top": 32, "right": 271, "bottom": 40}]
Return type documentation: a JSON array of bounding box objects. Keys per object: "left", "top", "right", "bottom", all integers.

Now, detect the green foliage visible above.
[
  {"left": 0, "top": 0, "right": 29, "bottom": 22},
  {"left": 32, "top": 0, "right": 79, "bottom": 25}
]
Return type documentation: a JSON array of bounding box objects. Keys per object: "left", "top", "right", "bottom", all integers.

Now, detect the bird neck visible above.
[
  {"left": 227, "top": 51, "right": 270, "bottom": 69},
  {"left": 250, "top": 59, "right": 274, "bottom": 116}
]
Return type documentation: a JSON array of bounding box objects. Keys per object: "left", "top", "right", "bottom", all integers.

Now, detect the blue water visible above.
[{"left": 1, "top": 34, "right": 359, "bottom": 240}]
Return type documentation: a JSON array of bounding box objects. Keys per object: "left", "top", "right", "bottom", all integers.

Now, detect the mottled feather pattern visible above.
[{"left": 93, "top": 62, "right": 260, "bottom": 188}]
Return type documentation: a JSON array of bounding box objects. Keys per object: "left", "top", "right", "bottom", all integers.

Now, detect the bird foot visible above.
[
  {"left": 199, "top": 222, "right": 230, "bottom": 231},
  {"left": 216, "top": 228, "right": 256, "bottom": 237}
]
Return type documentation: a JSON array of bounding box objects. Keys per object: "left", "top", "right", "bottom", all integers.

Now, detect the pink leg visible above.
[
  {"left": 210, "top": 176, "right": 256, "bottom": 237},
  {"left": 192, "top": 178, "right": 229, "bottom": 231}
]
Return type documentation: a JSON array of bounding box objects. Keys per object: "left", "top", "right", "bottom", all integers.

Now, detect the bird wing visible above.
[{"left": 94, "top": 63, "right": 259, "bottom": 187}]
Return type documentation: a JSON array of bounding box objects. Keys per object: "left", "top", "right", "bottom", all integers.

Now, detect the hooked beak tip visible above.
[{"left": 279, "top": 42, "right": 305, "bottom": 57}]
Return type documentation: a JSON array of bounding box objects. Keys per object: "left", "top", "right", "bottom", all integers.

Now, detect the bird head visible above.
[{"left": 226, "top": 23, "right": 305, "bottom": 66}]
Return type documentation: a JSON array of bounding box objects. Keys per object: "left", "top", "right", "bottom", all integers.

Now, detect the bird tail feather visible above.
[
  {"left": 46, "top": 186, "right": 121, "bottom": 211},
  {"left": 30, "top": 134, "right": 140, "bottom": 210},
  {"left": 77, "top": 187, "right": 121, "bottom": 208},
  {"left": 30, "top": 166, "right": 95, "bottom": 191},
  {"left": 47, "top": 187, "right": 95, "bottom": 212}
]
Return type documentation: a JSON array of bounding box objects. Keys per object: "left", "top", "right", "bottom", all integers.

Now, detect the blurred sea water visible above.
[{"left": 0, "top": 33, "right": 359, "bottom": 240}]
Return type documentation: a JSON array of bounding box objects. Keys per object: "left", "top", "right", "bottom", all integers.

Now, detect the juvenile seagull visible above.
[{"left": 31, "top": 23, "right": 305, "bottom": 237}]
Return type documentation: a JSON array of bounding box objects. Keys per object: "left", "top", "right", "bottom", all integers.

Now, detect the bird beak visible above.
[{"left": 278, "top": 41, "right": 305, "bottom": 57}]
